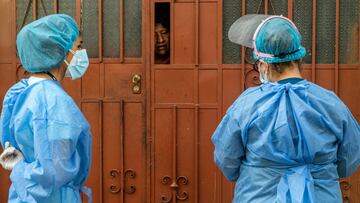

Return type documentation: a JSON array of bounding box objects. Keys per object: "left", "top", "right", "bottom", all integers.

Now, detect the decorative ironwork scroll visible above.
[
  {"left": 245, "top": 68, "right": 262, "bottom": 89},
  {"left": 161, "top": 176, "right": 189, "bottom": 202},
  {"left": 124, "top": 169, "right": 137, "bottom": 194},
  {"left": 340, "top": 180, "right": 351, "bottom": 203},
  {"left": 108, "top": 168, "right": 137, "bottom": 194},
  {"left": 110, "top": 169, "right": 121, "bottom": 194}
]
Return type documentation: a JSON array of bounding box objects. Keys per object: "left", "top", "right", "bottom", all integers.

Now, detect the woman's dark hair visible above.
[
  {"left": 155, "top": 3, "right": 170, "bottom": 30},
  {"left": 270, "top": 59, "right": 303, "bottom": 74}
]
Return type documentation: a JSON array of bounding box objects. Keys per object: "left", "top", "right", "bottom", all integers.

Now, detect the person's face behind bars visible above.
[{"left": 155, "top": 23, "right": 170, "bottom": 55}]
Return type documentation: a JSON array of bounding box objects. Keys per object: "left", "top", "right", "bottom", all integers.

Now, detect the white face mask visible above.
[{"left": 64, "top": 49, "right": 89, "bottom": 80}]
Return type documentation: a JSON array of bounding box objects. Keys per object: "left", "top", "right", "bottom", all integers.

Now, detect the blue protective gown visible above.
[
  {"left": 212, "top": 78, "right": 360, "bottom": 203},
  {"left": 0, "top": 77, "right": 92, "bottom": 203}
]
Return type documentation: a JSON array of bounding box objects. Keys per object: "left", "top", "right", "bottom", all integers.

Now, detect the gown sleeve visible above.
[
  {"left": 337, "top": 108, "right": 360, "bottom": 178},
  {"left": 211, "top": 109, "right": 245, "bottom": 182},
  {"left": 9, "top": 118, "right": 85, "bottom": 203}
]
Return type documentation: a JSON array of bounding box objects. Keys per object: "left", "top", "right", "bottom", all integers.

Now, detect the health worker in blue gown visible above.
[
  {"left": 0, "top": 14, "right": 92, "bottom": 203},
  {"left": 212, "top": 14, "right": 360, "bottom": 203}
]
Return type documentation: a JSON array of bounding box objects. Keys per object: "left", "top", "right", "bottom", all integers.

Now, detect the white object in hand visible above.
[{"left": 0, "top": 142, "right": 24, "bottom": 170}]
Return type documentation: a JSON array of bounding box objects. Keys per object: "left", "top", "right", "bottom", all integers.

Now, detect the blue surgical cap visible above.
[
  {"left": 254, "top": 17, "right": 306, "bottom": 63},
  {"left": 16, "top": 14, "right": 79, "bottom": 72}
]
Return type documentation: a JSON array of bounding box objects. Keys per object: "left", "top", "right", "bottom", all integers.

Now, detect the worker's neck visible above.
[
  {"left": 31, "top": 67, "right": 64, "bottom": 82},
  {"left": 270, "top": 66, "right": 302, "bottom": 82}
]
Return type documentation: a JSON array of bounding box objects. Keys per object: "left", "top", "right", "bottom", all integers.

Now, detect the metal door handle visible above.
[{"left": 132, "top": 74, "right": 141, "bottom": 94}]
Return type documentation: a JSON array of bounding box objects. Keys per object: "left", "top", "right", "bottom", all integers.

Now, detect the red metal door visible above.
[
  {"left": 151, "top": 0, "right": 221, "bottom": 202},
  {"left": 0, "top": 0, "right": 146, "bottom": 203},
  {"left": 150, "top": 0, "right": 360, "bottom": 203}
]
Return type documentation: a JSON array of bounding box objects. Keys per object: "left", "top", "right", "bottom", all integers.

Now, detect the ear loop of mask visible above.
[{"left": 63, "top": 49, "right": 76, "bottom": 65}]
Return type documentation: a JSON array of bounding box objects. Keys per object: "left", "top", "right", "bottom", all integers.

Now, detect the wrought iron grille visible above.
[
  {"left": 222, "top": 0, "right": 359, "bottom": 64},
  {"left": 316, "top": 1, "right": 335, "bottom": 64},
  {"left": 82, "top": 0, "right": 99, "bottom": 58},
  {"left": 16, "top": 0, "right": 33, "bottom": 31},
  {"left": 339, "top": 0, "right": 359, "bottom": 64},
  {"left": 222, "top": 0, "right": 242, "bottom": 64},
  {"left": 15, "top": 0, "right": 143, "bottom": 59},
  {"left": 58, "top": 0, "right": 76, "bottom": 20},
  {"left": 293, "top": 0, "right": 312, "bottom": 63},
  {"left": 103, "top": 0, "right": 120, "bottom": 58},
  {"left": 268, "top": 0, "right": 288, "bottom": 16},
  {"left": 124, "top": 0, "right": 142, "bottom": 58},
  {"left": 36, "top": 0, "right": 53, "bottom": 18}
]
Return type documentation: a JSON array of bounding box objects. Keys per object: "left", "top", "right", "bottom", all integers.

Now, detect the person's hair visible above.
[
  {"left": 269, "top": 59, "right": 303, "bottom": 74},
  {"left": 155, "top": 4, "right": 170, "bottom": 30}
]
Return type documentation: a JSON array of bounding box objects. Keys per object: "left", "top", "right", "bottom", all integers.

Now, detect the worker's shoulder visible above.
[
  {"left": 226, "top": 86, "right": 262, "bottom": 113},
  {"left": 307, "top": 81, "right": 338, "bottom": 96},
  {"left": 307, "top": 82, "right": 345, "bottom": 105},
  {"left": 29, "top": 80, "right": 75, "bottom": 104}
]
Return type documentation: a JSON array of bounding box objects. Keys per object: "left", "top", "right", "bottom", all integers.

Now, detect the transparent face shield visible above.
[
  {"left": 228, "top": 14, "right": 270, "bottom": 65},
  {"left": 228, "top": 14, "right": 302, "bottom": 62},
  {"left": 228, "top": 14, "right": 270, "bottom": 48}
]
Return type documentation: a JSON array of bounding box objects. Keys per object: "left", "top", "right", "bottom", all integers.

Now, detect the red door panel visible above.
[{"left": 174, "top": 3, "right": 195, "bottom": 64}]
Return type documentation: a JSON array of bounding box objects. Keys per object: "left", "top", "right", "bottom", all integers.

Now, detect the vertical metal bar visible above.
[
  {"left": 288, "top": 0, "right": 293, "bottom": 20},
  {"left": 194, "top": 0, "right": 200, "bottom": 193},
  {"left": 120, "top": 100, "right": 125, "bottom": 203},
  {"left": 241, "top": 1, "right": 246, "bottom": 92},
  {"left": 172, "top": 105, "right": 177, "bottom": 203},
  {"left": 150, "top": 2, "right": 156, "bottom": 202},
  {"left": 13, "top": 0, "right": 17, "bottom": 84},
  {"left": 54, "top": 0, "right": 58, "bottom": 14},
  {"left": 33, "top": 0, "right": 37, "bottom": 20},
  {"left": 217, "top": 0, "right": 224, "bottom": 201},
  {"left": 264, "top": 0, "right": 268, "bottom": 15},
  {"left": 151, "top": 2, "right": 155, "bottom": 65},
  {"left": 120, "top": 0, "right": 124, "bottom": 63},
  {"left": 195, "top": 0, "right": 199, "bottom": 66},
  {"left": 76, "top": 0, "right": 82, "bottom": 101},
  {"left": 311, "top": 0, "right": 316, "bottom": 83},
  {"left": 194, "top": 105, "right": 199, "bottom": 203},
  {"left": 218, "top": 0, "right": 223, "bottom": 64},
  {"left": 334, "top": 0, "right": 339, "bottom": 94},
  {"left": 144, "top": 1, "right": 152, "bottom": 203},
  {"left": 170, "top": 0, "right": 175, "bottom": 64},
  {"left": 76, "top": 0, "right": 81, "bottom": 26},
  {"left": 99, "top": 100, "right": 104, "bottom": 203},
  {"left": 100, "top": 63, "right": 105, "bottom": 98},
  {"left": 98, "top": 0, "right": 103, "bottom": 62},
  {"left": 194, "top": 0, "right": 199, "bottom": 195}
]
